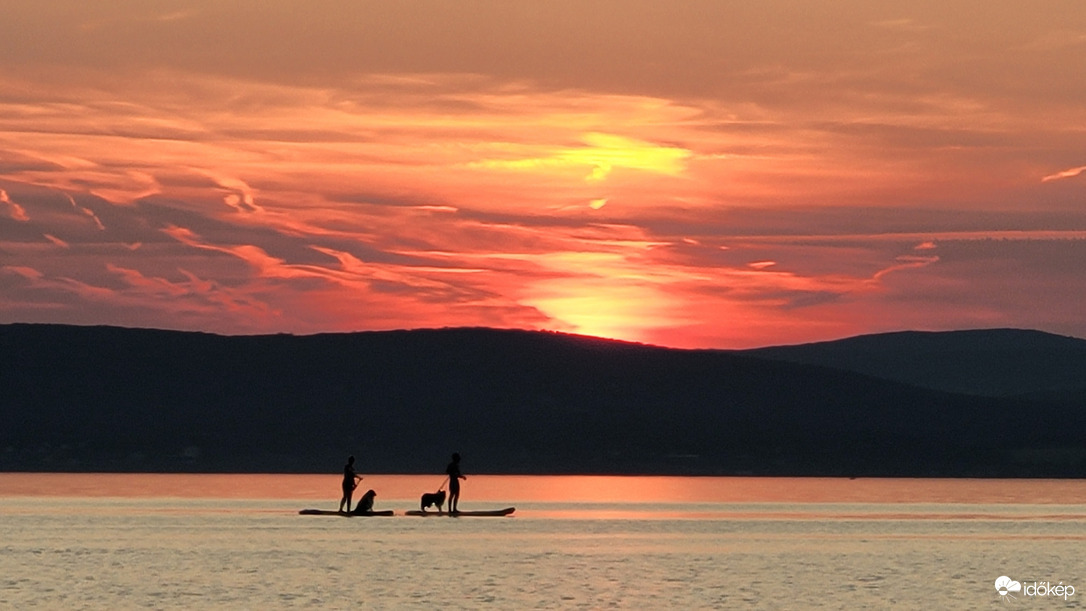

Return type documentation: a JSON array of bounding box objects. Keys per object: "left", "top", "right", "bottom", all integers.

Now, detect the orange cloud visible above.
[
  {"left": 1, "top": 189, "right": 30, "bottom": 221},
  {"left": 3, "top": 3, "right": 1086, "bottom": 347}
]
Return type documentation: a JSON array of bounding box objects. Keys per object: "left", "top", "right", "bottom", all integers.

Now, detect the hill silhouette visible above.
[
  {"left": 742, "top": 328, "right": 1086, "bottom": 399},
  {"left": 1, "top": 324, "right": 1083, "bottom": 476}
]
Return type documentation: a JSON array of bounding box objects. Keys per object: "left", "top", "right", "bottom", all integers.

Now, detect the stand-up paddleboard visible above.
[
  {"left": 404, "top": 507, "right": 515, "bottom": 517},
  {"left": 299, "top": 509, "right": 395, "bottom": 516}
]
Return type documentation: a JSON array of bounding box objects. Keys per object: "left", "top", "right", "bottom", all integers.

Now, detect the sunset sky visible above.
[{"left": 2, "top": 1, "right": 1085, "bottom": 348}]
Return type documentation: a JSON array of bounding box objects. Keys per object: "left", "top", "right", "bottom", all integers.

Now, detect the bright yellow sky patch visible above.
[{"left": 476, "top": 132, "right": 691, "bottom": 182}]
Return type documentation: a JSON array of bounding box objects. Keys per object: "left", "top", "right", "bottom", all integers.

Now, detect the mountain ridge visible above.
[
  {"left": 740, "top": 328, "right": 1086, "bottom": 399},
  {"left": 2, "top": 324, "right": 1083, "bottom": 476}
]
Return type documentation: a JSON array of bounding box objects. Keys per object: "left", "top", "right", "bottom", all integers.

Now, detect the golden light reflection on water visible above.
[{"left": 3, "top": 474, "right": 1086, "bottom": 506}]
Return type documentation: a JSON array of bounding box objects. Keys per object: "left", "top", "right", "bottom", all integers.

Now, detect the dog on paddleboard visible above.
[
  {"left": 352, "top": 489, "right": 377, "bottom": 514},
  {"left": 419, "top": 489, "right": 446, "bottom": 512}
]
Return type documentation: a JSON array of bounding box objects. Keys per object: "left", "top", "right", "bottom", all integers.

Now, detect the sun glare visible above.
[
  {"left": 475, "top": 132, "right": 692, "bottom": 183},
  {"left": 527, "top": 283, "right": 677, "bottom": 343}
]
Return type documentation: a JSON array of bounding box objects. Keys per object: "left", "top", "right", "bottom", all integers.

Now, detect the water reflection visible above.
[
  {"left": 2, "top": 473, "right": 1086, "bottom": 508},
  {"left": 3, "top": 475, "right": 1084, "bottom": 608}
]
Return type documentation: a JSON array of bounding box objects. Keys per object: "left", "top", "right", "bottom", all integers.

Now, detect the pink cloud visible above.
[
  {"left": 871, "top": 255, "right": 940, "bottom": 282},
  {"left": 0, "top": 189, "right": 30, "bottom": 221},
  {"left": 42, "top": 234, "right": 69, "bottom": 248},
  {"left": 1041, "top": 165, "right": 1086, "bottom": 182}
]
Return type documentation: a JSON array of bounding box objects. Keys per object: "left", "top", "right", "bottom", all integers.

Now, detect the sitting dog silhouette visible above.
[{"left": 352, "top": 489, "right": 377, "bottom": 514}]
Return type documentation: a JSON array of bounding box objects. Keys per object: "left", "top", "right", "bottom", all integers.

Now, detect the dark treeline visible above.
[{"left": 1, "top": 324, "right": 1084, "bottom": 476}]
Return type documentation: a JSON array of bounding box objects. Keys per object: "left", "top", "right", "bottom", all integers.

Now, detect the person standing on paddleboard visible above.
[
  {"left": 445, "top": 452, "right": 466, "bottom": 514},
  {"left": 339, "top": 455, "right": 363, "bottom": 513}
]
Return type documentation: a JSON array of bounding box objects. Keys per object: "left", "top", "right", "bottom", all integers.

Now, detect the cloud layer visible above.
[{"left": 2, "top": 1, "right": 1085, "bottom": 347}]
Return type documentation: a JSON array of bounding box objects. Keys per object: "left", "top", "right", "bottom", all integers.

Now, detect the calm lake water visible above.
[{"left": 2, "top": 474, "right": 1084, "bottom": 609}]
